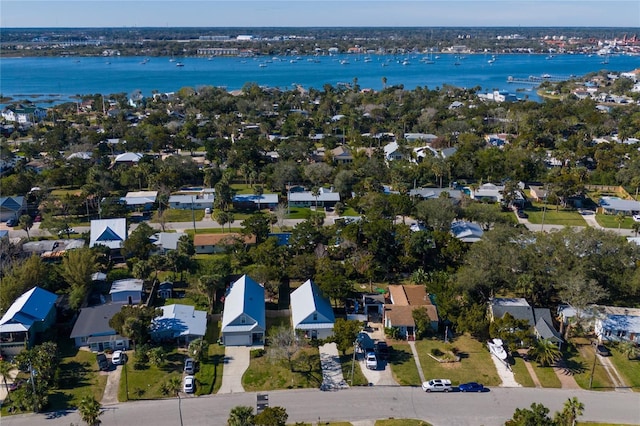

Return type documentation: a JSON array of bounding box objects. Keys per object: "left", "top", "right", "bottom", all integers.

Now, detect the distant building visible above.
[{"left": 90, "top": 218, "right": 127, "bottom": 250}]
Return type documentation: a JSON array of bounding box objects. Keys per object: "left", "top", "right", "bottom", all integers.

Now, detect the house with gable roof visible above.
[
  {"left": 0, "top": 287, "right": 58, "bottom": 356},
  {"left": 290, "top": 279, "right": 335, "bottom": 340},
  {"left": 70, "top": 303, "right": 131, "bottom": 352},
  {"left": 109, "top": 279, "right": 144, "bottom": 304},
  {"left": 90, "top": 218, "right": 127, "bottom": 250},
  {"left": 489, "top": 298, "right": 563, "bottom": 348},
  {"left": 383, "top": 285, "right": 439, "bottom": 340},
  {"left": 150, "top": 304, "right": 207, "bottom": 344},
  {"left": 221, "top": 275, "right": 265, "bottom": 346},
  {"left": 0, "top": 196, "right": 26, "bottom": 222}
]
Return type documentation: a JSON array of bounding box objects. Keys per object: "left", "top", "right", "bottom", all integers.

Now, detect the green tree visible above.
[
  {"left": 241, "top": 213, "right": 270, "bottom": 244},
  {"left": 618, "top": 340, "right": 639, "bottom": 360},
  {"left": 188, "top": 338, "right": 208, "bottom": 363},
  {"left": 61, "top": 247, "right": 98, "bottom": 310},
  {"left": 332, "top": 318, "right": 360, "bottom": 355},
  {"left": 228, "top": 405, "right": 254, "bottom": 426},
  {"left": 77, "top": 396, "right": 103, "bottom": 426},
  {"left": 253, "top": 406, "right": 288, "bottom": 426},
  {"left": 555, "top": 397, "right": 584, "bottom": 426},
  {"left": 505, "top": 402, "right": 555, "bottom": 426},
  {"left": 314, "top": 258, "right": 350, "bottom": 308},
  {"left": 121, "top": 222, "right": 155, "bottom": 260},
  {"left": 109, "top": 305, "right": 161, "bottom": 350},
  {"left": 489, "top": 313, "right": 533, "bottom": 349},
  {"left": 147, "top": 347, "right": 166, "bottom": 366},
  {"left": 0, "top": 360, "right": 13, "bottom": 401},
  {"left": 529, "top": 338, "right": 562, "bottom": 367},
  {"left": 412, "top": 307, "right": 434, "bottom": 339},
  {"left": 18, "top": 214, "right": 34, "bottom": 241}
]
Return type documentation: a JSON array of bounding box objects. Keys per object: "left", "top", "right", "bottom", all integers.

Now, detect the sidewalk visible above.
[{"left": 408, "top": 341, "right": 425, "bottom": 384}]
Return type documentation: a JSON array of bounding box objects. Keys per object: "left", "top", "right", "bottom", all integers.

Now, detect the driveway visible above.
[
  {"left": 489, "top": 353, "right": 520, "bottom": 388},
  {"left": 358, "top": 325, "right": 398, "bottom": 386},
  {"left": 101, "top": 364, "right": 123, "bottom": 405},
  {"left": 597, "top": 353, "right": 631, "bottom": 391},
  {"left": 217, "top": 346, "right": 252, "bottom": 394},
  {"left": 319, "top": 343, "right": 348, "bottom": 391}
]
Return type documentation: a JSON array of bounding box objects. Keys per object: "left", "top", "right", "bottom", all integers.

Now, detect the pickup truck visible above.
[{"left": 421, "top": 378, "right": 452, "bottom": 392}]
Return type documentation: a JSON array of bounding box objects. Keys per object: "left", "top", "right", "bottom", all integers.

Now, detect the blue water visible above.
[{"left": 1, "top": 53, "right": 638, "bottom": 104}]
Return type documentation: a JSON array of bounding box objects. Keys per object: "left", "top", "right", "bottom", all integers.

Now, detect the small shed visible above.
[{"left": 109, "top": 279, "right": 143, "bottom": 304}]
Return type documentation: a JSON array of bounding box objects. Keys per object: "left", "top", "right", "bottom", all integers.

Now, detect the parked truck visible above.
[{"left": 421, "top": 378, "right": 452, "bottom": 392}]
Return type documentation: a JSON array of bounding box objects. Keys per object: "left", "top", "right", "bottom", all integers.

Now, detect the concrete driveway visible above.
[
  {"left": 217, "top": 346, "right": 252, "bottom": 394},
  {"left": 319, "top": 342, "right": 348, "bottom": 391},
  {"left": 358, "top": 325, "right": 398, "bottom": 386}
]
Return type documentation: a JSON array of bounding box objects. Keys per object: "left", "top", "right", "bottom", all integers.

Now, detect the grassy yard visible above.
[
  {"left": 198, "top": 321, "right": 225, "bottom": 395},
  {"left": 376, "top": 420, "right": 432, "bottom": 426},
  {"left": 242, "top": 347, "right": 323, "bottom": 391},
  {"left": 525, "top": 204, "right": 586, "bottom": 226},
  {"left": 118, "top": 347, "right": 184, "bottom": 401},
  {"left": 609, "top": 345, "right": 640, "bottom": 390},
  {"left": 528, "top": 363, "right": 561, "bottom": 388},
  {"left": 510, "top": 355, "right": 535, "bottom": 387},
  {"left": 48, "top": 340, "right": 108, "bottom": 410},
  {"left": 567, "top": 340, "right": 614, "bottom": 391},
  {"left": 595, "top": 214, "right": 636, "bottom": 229},
  {"left": 414, "top": 335, "right": 501, "bottom": 386},
  {"left": 387, "top": 340, "right": 421, "bottom": 386},
  {"left": 152, "top": 209, "right": 204, "bottom": 223},
  {"left": 339, "top": 346, "right": 369, "bottom": 386}
]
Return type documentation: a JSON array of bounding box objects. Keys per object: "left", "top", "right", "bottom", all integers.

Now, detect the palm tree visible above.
[
  {"left": 18, "top": 214, "right": 34, "bottom": 241},
  {"left": 78, "top": 396, "right": 103, "bottom": 426},
  {"left": 618, "top": 340, "right": 639, "bottom": 360},
  {"left": 557, "top": 397, "right": 584, "bottom": 426},
  {"left": 615, "top": 212, "right": 625, "bottom": 231},
  {"left": 529, "top": 338, "right": 562, "bottom": 367},
  {"left": 632, "top": 221, "right": 640, "bottom": 237},
  {"left": 228, "top": 405, "right": 254, "bottom": 426},
  {"left": 0, "top": 360, "right": 13, "bottom": 401},
  {"left": 167, "top": 376, "right": 182, "bottom": 396}
]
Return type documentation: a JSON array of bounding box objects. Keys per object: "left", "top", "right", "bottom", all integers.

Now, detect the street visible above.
[{"left": 2, "top": 387, "right": 639, "bottom": 426}]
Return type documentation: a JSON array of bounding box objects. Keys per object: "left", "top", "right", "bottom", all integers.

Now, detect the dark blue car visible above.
[{"left": 458, "top": 382, "right": 485, "bottom": 392}]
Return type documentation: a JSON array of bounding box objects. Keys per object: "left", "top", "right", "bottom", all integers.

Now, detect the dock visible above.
[{"left": 507, "top": 75, "right": 567, "bottom": 84}]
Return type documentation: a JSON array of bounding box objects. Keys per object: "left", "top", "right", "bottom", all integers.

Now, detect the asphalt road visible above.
[{"left": 3, "top": 387, "right": 639, "bottom": 426}]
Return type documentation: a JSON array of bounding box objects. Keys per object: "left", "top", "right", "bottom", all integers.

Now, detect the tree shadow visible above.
[{"left": 388, "top": 347, "right": 413, "bottom": 365}]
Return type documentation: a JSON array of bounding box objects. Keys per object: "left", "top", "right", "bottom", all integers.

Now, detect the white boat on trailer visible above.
[{"left": 488, "top": 338, "right": 507, "bottom": 360}]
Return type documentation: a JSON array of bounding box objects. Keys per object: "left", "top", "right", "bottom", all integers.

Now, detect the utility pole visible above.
[{"left": 589, "top": 350, "right": 597, "bottom": 389}]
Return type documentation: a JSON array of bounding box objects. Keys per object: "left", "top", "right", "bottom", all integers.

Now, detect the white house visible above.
[
  {"left": 450, "top": 221, "right": 484, "bottom": 243},
  {"left": 120, "top": 190, "right": 157, "bottom": 210},
  {"left": 150, "top": 304, "right": 207, "bottom": 344},
  {"left": 109, "top": 279, "right": 144, "bottom": 304},
  {"left": 1, "top": 105, "right": 47, "bottom": 124},
  {"left": 90, "top": 218, "right": 127, "bottom": 250},
  {"left": 151, "top": 232, "right": 186, "bottom": 254},
  {"left": 593, "top": 306, "right": 640, "bottom": 344},
  {"left": 221, "top": 275, "right": 265, "bottom": 346},
  {"left": 288, "top": 187, "right": 340, "bottom": 208},
  {"left": 0, "top": 196, "right": 26, "bottom": 222},
  {"left": 168, "top": 193, "right": 215, "bottom": 210},
  {"left": 290, "top": 279, "right": 335, "bottom": 340}
]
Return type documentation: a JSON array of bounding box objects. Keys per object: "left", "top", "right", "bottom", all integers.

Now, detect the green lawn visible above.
[
  {"left": 387, "top": 341, "right": 421, "bottom": 386},
  {"left": 152, "top": 209, "right": 204, "bottom": 223},
  {"left": 376, "top": 420, "right": 432, "bottom": 426},
  {"left": 196, "top": 321, "right": 225, "bottom": 395},
  {"left": 510, "top": 355, "right": 536, "bottom": 387},
  {"left": 609, "top": 346, "right": 640, "bottom": 390},
  {"left": 48, "top": 341, "right": 108, "bottom": 410},
  {"left": 595, "top": 214, "right": 636, "bottom": 229},
  {"left": 525, "top": 204, "right": 586, "bottom": 226},
  {"left": 566, "top": 340, "right": 614, "bottom": 391},
  {"left": 340, "top": 347, "right": 369, "bottom": 386},
  {"left": 242, "top": 347, "right": 323, "bottom": 391},
  {"left": 118, "top": 347, "right": 184, "bottom": 401},
  {"left": 414, "top": 335, "right": 501, "bottom": 386},
  {"left": 528, "top": 363, "right": 561, "bottom": 388}
]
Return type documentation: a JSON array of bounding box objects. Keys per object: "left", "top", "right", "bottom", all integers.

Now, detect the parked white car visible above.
[
  {"left": 111, "top": 350, "right": 127, "bottom": 365},
  {"left": 421, "top": 378, "right": 452, "bottom": 392},
  {"left": 633, "top": 214, "right": 640, "bottom": 222},
  {"left": 365, "top": 352, "right": 377, "bottom": 370},
  {"left": 183, "top": 375, "right": 195, "bottom": 393}
]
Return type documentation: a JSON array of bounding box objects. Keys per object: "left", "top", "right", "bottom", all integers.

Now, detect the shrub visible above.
[
  {"left": 431, "top": 348, "right": 444, "bottom": 357},
  {"left": 251, "top": 348, "right": 265, "bottom": 358}
]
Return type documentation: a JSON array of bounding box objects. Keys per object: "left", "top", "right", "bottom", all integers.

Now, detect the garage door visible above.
[{"left": 223, "top": 333, "right": 251, "bottom": 346}]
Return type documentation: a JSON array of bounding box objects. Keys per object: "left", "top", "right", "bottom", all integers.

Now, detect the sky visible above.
[{"left": 2, "top": 0, "right": 639, "bottom": 28}]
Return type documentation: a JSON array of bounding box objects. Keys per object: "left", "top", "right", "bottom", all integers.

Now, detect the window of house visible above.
[
  {"left": 617, "top": 330, "right": 626, "bottom": 337},
  {"left": 313, "top": 313, "right": 318, "bottom": 321},
  {"left": 241, "top": 315, "right": 246, "bottom": 324}
]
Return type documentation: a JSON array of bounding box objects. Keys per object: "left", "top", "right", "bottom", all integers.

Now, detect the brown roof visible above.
[
  {"left": 193, "top": 233, "right": 256, "bottom": 246},
  {"left": 384, "top": 304, "right": 439, "bottom": 326},
  {"left": 388, "top": 285, "right": 432, "bottom": 306}
]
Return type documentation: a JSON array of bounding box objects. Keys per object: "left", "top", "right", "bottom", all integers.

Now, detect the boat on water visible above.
[
  {"left": 487, "top": 338, "right": 508, "bottom": 360},
  {"left": 340, "top": 59, "right": 349, "bottom": 65},
  {"left": 175, "top": 62, "right": 184, "bottom": 67}
]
